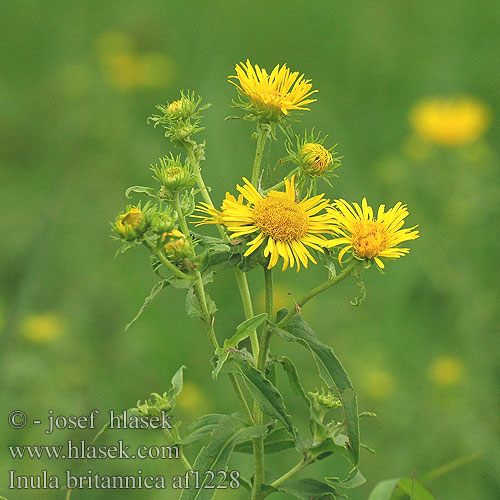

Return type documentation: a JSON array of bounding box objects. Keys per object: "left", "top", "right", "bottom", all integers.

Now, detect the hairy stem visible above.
[
  {"left": 270, "top": 458, "right": 310, "bottom": 488},
  {"left": 143, "top": 240, "right": 190, "bottom": 280},
  {"left": 251, "top": 122, "right": 271, "bottom": 187},
  {"left": 276, "top": 259, "right": 361, "bottom": 329},
  {"left": 252, "top": 267, "right": 274, "bottom": 500}
]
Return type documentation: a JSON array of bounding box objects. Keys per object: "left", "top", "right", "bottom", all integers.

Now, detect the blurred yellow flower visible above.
[
  {"left": 256, "top": 284, "right": 291, "bottom": 313},
  {"left": 429, "top": 356, "right": 464, "bottom": 386},
  {"left": 362, "top": 368, "right": 396, "bottom": 401},
  {"left": 410, "top": 97, "right": 491, "bottom": 146},
  {"left": 95, "top": 31, "right": 173, "bottom": 91},
  {"left": 176, "top": 381, "right": 208, "bottom": 412},
  {"left": 20, "top": 313, "right": 66, "bottom": 343},
  {"left": 229, "top": 60, "right": 317, "bottom": 118}
]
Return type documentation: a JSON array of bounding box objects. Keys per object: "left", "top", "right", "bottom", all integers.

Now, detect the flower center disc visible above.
[
  {"left": 253, "top": 197, "right": 309, "bottom": 241},
  {"left": 352, "top": 220, "right": 387, "bottom": 258}
]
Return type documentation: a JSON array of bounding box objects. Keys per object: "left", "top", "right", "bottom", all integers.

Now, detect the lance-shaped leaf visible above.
[
  {"left": 272, "top": 309, "right": 360, "bottom": 465},
  {"left": 326, "top": 467, "right": 366, "bottom": 489},
  {"left": 272, "top": 478, "right": 339, "bottom": 499},
  {"left": 229, "top": 355, "right": 295, "bottom": 436},
  {"left": 234, "top": 427, "right": 295, "bottom": 454},
  {"left": 125, "top": 279, "right": 170, "bottom": 331},
  {"left": 280, "top": 356, "right": 310, "bottom": 407},
  {"left": 213, "top": 313, "right": 267, "bottom": 379},
  {"left": 179, "top": 415, "right": 268, "bottom": 500},
  {"left": 180, "top": 414, "right": 226, "bottom": 446},
  {"left": 368, "top": 477, "right": 438, "bottom": 500}
]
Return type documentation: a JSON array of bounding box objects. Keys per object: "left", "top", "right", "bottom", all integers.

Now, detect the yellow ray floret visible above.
[
  {"left": 229, "top": 59, "right": 317, "bottom": 116},
  {"left": 326, "top": 198, "right": 419, "bottom": 269},
  {"left": 193, "top": 176, "right": 336, "bottom": 271}
]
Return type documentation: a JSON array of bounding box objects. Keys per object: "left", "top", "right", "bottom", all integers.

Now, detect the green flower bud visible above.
[
  {"left": 151, "top": 155, "right": 196, "bottom": 192},
  {"left": 149, "top": 207, "right": 175, "bottom": 234},
  {"left": 132, "top": 392, "right": 173, "bottom": 418}
]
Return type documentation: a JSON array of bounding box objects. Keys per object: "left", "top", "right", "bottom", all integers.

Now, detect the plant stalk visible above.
[
  {"left": 251, "top": 122, "right": 271, "bottom": 187},
  {"left": 276, "top": 259, "right": 361, "bottom": 329}
]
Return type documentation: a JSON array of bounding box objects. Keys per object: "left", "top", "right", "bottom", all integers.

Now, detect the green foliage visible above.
[{"left": 368, "top": 477, "right": 438, "bottom": 500}]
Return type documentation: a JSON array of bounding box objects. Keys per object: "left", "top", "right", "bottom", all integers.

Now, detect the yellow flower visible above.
[
  {"left": 327, "top": 198, "right": 419, "bottom": 269},
  {"left": 410, "top": 97, "right": 491, "bottom": 146},
  {"left": 229, "top": 60, "right": 317, "bottom": 118},
  {"left": 20, "top": 313, "right": 66, "bottom": 343},
  {"left": 429, "top": 356, "right": 463, "bottom": 386},
  {"left": 194, "top": 176, "right": 335, "bottom": 271},
  {"left": 114, "top": 206, "right": 148, "bottom": 240},
  {"left": 176, "top": 381, "right": 208, "bottom": 413},
  {"left": 362, "top": 368, "right": 396, "bottom": 401},
  {"left": 300, "top": 143, "right": 334, "bottom": 176}
]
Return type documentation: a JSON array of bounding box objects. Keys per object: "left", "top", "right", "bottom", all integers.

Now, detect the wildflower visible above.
[
  {"left": 327, "top": 198, "right": 419, "bottom": 269},
  {"left": 194, "top": 175, "right": 335, "bottom": 271},
  {"left": 113, "top": 206, "right": 148, "bottom": 240},
  {"left": 410, "top": 97, "right": 491, "bottom": 146},
  {"left": 20, "top": 313, "right": 66, "bottom": 343},
  {"left": 176, "top": 381, "right": 208, "bottom": 412},
  {"left": 163, "top": 230, "right": 191, "bottom": 261},
  {"left": 430, "top": 356, "right": 463, "bottom": 386},
  {"left": 229, "top": 60, "right": 317, "bottom": 119}
]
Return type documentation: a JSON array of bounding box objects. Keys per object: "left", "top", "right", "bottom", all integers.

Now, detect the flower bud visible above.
[
  {"left": 163, "top": 230, "right": 191, "bottom": 262},
  {"left": 151, "top": 155, "right": 196, "bottom": 192},
  {"left": 132, "top": 392, "right": 173, "bottom": 418},
  {"left": 300, "top": 143, "right": 333, "bottom": 177},
  {"left": 149, "top": 207, "right": 175, "bottom": 234},
  {"left": 113, "top": 206, "right": 148, "bottom": 240}
]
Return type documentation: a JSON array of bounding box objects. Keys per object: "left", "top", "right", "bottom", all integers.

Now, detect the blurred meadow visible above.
[{"left": 1, "top": 0, "right": 499, "bottom": 499}]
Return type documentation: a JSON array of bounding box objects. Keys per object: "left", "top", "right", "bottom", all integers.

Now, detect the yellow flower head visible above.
[
  {"left": 410, "top": 97, "right": 491, "bottom": 145},
  {"left": 21, "top": 313, "right": 66, "bottom": 343},
  {"left": 114, "top": 206, "right": 148, "bottom": 240},
  {"left": 194, "top": 175, "right": 336, "bottom": 271},
  {"left": 327, "top": 198, "right": 419, "bottom": 269},
  {"left": 301, "top": 143, "right": 334, "bottom": 176},
  {"left": 229, "top": 60, "right": 317, "bottom": 119},
  {"left": 429, "top": 356, "right": 463, "bottom": 386}
]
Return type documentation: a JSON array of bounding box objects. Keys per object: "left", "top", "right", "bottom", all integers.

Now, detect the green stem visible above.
[
  {"left": 173, "top": 192, "right": 192, "bottom": 243},
  {"left": 257, "top": 267, "right": 274, "bottom": 372},
  {"left": 251, "top": 267, "right": 274, "bottom": 500},
  {"left": 192, "top": 272, "right": 219, "bottom": 350},
  {"left": 276, "top": 260, "right": 360, "bottom": 329},
  {"left": 143, "top": 240, "right": 190, "bottom": 280},
  {"left": 270, "top": 458, "right": 309, "bottom": 488},
  {"left": 263, "top": 167, "right": 299, "bottom": 193},
  {"left": 251, "top": 122, "right": 271, "bottom": 187},
  {"left": 234, "top": 267, "right": 259, "bottom": 363},
  {"left": 228, "top": 372, "right": 254, "bottom": 423},
  {"left": 163, "top": 428, "right": 192, "bottom": 470}
]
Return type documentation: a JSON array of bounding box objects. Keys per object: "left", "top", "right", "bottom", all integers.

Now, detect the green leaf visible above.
[
  {"left": 280, "top": 356, "right": 310, "bottom": 407},
  {"left": 179, "top": 415, "right": 268, "bottom": 500},
  {"left": 125, "top": 280, "right": 169, "bottom": 331},
  {"left": 275, "top": 478, "right": 338, "bottom": 499},
  {"left": 231, "top": 355, "right": 295, "bottom": 436},
  {"left": 125, "top": 185, "right": 159, "bottom": 199},
  {"left": 213, "top": 313, "right": 267, "bottom": 379},
  {"left": 181, "top": 414, "right": 226, "bottom": 446},
  {"left": 273, "top": 309, "right": 360, "bottom": 465},
  {"left": 185, "top": 288, "right": 217, "bottom": 320},
  {"left": 168, "top": 365, "right": 185, "bottom": 401},
  {"left": 326, "top": 468, "right": 366, "bottom": 489},
  {"left": 368, "top": 478, "right": 402, "bottom": 500},
  {"left": 368, "top": 477, "right": 438, "bottom": 500},
  {"left": 234, "top": 427, "right": 295, "bottom": 454}
]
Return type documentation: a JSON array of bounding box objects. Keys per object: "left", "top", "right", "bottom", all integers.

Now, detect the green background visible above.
[{"left": 1, "top": 0, "right": 499, "bottom": 499}]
